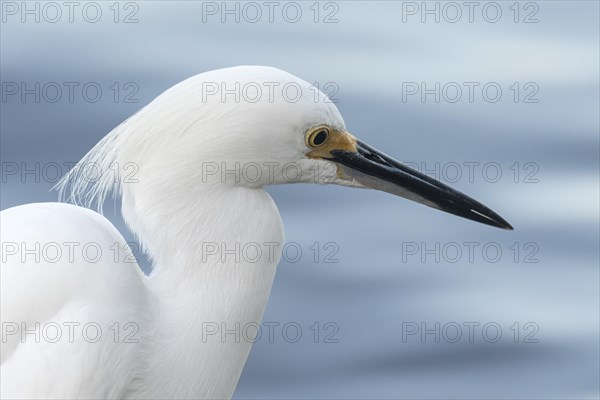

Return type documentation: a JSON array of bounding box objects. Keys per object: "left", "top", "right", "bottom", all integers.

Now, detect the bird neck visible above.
[{"left": 122, "top": 184, "right": 284, "bottom": 399}]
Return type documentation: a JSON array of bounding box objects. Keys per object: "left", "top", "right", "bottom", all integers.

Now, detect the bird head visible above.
[{"left": 58, "top": 66, "right": 512, "bottom": 230}]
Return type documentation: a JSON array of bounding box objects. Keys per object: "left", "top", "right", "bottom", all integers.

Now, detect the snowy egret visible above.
[{"left": 0, "top": 66, "right": 512, "bottom": 399}]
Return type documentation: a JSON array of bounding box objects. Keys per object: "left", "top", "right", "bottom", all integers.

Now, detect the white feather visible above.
[{"left": 1, "top": 66, "right": 345, "bottom": 399}]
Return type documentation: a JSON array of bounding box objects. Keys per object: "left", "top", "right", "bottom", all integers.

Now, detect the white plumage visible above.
[
  {"left": 1, "top": 66, "right": 511, "bottom": 399},
  {"left": 1, "top": 66, "right": 345, "bottom": 399}
]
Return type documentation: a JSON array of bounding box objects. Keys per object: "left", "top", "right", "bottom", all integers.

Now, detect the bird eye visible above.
[{"left": 307, "top": 127, "right": 329, "bottom": 148}]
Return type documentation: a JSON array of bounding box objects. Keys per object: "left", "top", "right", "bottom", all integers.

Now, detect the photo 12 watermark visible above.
[
  {"left": 1, "top": 1, "right": 140, "bottom": 24},
  {"left": 200, "top": 1, "right": 340, "bottom": 24},
  {"left": 199, "top": 81, "right": 339, "bottom": 104},
  {"left": 401, "top": 321, "right": 540, "bottom": 344},
  {"left": 1, "top": 161, "right": 139, "bottom": 185},
  {"left": 402, "top": 161, "right": 540, "bottom": 185},
  {"left": 2, "top": 321, "right": 140, "bottom": 344},
  {"left": 400, "top": 2, "right": 540, "bottom": 24},
  {"left": 199, "top": 160, "right": 338, "bottom": 185},
  {"left": 202, "top": 241, "right": 340, "bottom": 264},
  {"left": 200, "top": 321, "right": 340, "bottom": 344},
  {"left": 1, "top": 82, "right": 140, "bottom": 104},
  {"left": 400, "top": 81, "right": 540, "bottom": 104},
  {"left": 400, "top": 241, "right": 540, "bottom": 264}
]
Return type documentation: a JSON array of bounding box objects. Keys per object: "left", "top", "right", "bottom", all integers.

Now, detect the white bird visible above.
[{"left": 0, "top": 66, "right": 512, "bottom": 399}]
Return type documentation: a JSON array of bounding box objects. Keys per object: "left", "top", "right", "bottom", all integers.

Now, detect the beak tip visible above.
[
  {"left": 501, "top": 221, "right": 514, "bottom": 231},
  {"left": 465, "top": 207, "right": 513, "bottom": 230},
  {"left": 485, "top": 213, "right": 513, "bottom": 230}
]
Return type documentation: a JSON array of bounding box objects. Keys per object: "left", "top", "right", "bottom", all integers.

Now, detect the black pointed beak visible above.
[{"left": 330, "top": 140, "right": 513, "bottom": 230}]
